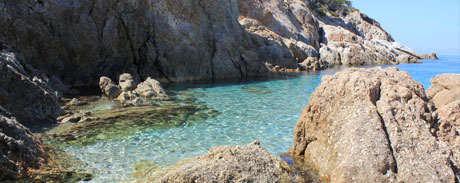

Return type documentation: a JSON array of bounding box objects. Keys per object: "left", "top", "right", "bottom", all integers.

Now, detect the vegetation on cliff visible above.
[{"left": 308, "top": 0, "right": 353, "bottom": 17}]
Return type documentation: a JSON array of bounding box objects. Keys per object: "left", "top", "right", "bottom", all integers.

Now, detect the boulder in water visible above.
[
  {"left": 99, "top": 76, "right": 122, "bottom": 99},
  {"left": 118, "top": 73, "right": 137, "bottom": 92},
  {"left": 135, "top": 78, "right": 169, "bottom": 100},
  {"left": 289, "top": 67, "right": 456, "bottom": 182},
  {"left": 154, "top": 141, "right": 293, "bottom": 183}
]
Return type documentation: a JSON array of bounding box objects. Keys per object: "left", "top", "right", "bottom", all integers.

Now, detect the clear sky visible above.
[{"left": 352, "top": 0, "right": 460, "bottom": 56}]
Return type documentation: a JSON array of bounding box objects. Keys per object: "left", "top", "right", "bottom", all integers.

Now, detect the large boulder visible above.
[
  {"left": 134, "top": 78, "right": 169, "bottom": 100},
  {"left": 0, "top": 42, "right": 61, "bottom": 125},
  {"left": 99, "top": 76, "right": 122, "bottom": 99},
  {"left": 289, "top": 67, "right": 456, "bottom": 182},
  {"left": 152, "top": 141, "right": 292, "bottom": 183},
  {"left": 427, "top": 74, "right": 460, "bottom": 180},
  {"left": 0, "top": 106, "right": 47, "bottom": 180},
  {"left": 118, "top": 73, "right": 137, "bottom": 92},
  {"left": 426, "top": 74, "right": 460, "bottom": 108}
]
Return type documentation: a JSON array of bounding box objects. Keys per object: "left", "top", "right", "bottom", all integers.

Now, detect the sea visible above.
[{"left": 56, "top": 55, "right": 460, "bottom": 182}]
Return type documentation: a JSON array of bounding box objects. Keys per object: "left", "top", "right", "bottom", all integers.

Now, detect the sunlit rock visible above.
[{"left": 290, "top": 67, "right": 455, "bottom": 182}]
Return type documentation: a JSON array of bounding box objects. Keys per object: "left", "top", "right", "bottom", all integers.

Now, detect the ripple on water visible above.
[{"left": 48, "top": 56, "right": 459, "bottom": 182}]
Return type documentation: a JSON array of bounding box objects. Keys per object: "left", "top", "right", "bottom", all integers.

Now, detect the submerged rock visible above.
[
  {"left": 0, "top": 107, "right": 47, "bottom": 180},
  {"left": 65, "top": 98, "right": 86, "bottom": 106},
  {"left": 240, "top": 86, "right": 271, "bottom": 94},
  {"left": 57, "top": 111, "right": 92, "bottom": 124},
  {"left": 46, "top": 102, "right": 220, "bottom": 146},
  {"left": 289, "top": 67, "right": 456, "bottom": 182},
  {"left": 152, "top": 141, "right": 293, "bottom": 183}
]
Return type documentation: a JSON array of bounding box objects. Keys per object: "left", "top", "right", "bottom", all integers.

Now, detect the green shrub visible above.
[{"left": 307, "top": 0, "right": 352, "bottom": 17}]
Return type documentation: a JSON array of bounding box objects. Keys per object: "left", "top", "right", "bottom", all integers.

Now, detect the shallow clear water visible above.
[{"left": 60, "top": 56, "right": 459, "bottom": 182}]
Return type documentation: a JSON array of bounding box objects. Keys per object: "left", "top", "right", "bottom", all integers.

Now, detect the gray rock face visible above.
[
  {"left": 290, "top": 67, "right": 456, "bottom": 182},
  {"left": 237, "top": 0, "right": 321, "bottom": 70},
  {"left": 0, "top": 106, "right": 47, "bottom": 180},
  {"left": 0, "top": 0, "right": 436, "bottom": 87},
  {"left": 153, "top": 141, "right": 292, "bottom": 183},
  {"left": 317, "top": 14, "right": 400, "bottom": 67},
  {"left": 0, "top": 42, "right": 62, "bottom": 125},
  {"left": 236, "top": 0, "right": 435, "bottom": 71},
  {"left": 99, "top": 77, "right": 122, "bottom": 99},
  {"left": 0, "top": 0, "right": 268, "bottom": 87}
]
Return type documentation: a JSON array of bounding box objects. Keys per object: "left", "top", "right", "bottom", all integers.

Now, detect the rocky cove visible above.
[{"left": 0, "top": 0, "right": 457, "bottom": 183}]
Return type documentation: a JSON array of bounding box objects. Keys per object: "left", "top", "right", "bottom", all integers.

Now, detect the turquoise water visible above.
[{"left": 62, "top": 56, "right": 459, "bottom": 182}]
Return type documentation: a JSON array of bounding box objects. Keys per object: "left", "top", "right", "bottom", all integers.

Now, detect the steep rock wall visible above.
[
  {"left": 0, "top": 0, "right": 269, "bottom": 87},
  {"left": 0, "top": 0, "right": 434, "bottom": 87}
]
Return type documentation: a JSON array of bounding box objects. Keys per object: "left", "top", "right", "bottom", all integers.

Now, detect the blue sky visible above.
[{"left": 352, "top": 0, "right": 460, "bottom": 56}]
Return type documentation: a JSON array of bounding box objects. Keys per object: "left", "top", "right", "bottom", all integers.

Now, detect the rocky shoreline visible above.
[
  {"left": 133, "top": 68, "right": 459, "bottom": 182},
  {"left": 0, "top": 0, "right": 445, "bottom": 182},
  {"left": 290, "top": 67, "right": 459, "bottom": 182},
  {"left": 0, "top": 0, "right": 436, "bottom": 88}
]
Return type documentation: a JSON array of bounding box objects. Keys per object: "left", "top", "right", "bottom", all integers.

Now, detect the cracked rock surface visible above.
[
  {"left": 0, "top": 42, "right": 62, "bottom": 126},
  {"left": 150, "top": 141, "right": 293, "bottom": 183},
  {"left": 0, "top": 0, "right": 436, "bottom": 89},
  {"left": 0, "top": 0, "right": 268, "bottom": 87},
  {"left": 0, "top": 106, "right": 47, "bottom": 180},
  {"left": 428, "top": 74, "right": 460, "bottom": 181},
  {"left": 289, "top": 67, "right": 455, "bottom": 182}
]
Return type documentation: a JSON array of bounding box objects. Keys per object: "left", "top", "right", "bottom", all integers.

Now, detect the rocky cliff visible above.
[
  {"left": 0, "top": 1, "right": 442, "bottom": 181},
  {"left": 0, "top": 0, "right": 270, "bottom": 88},
  {"left": 0, "top": 0, "right": 435, "bottom": 90},
  {"left": 0, "top": 106, "right": 48, "bottom": 180},
  {"left": 237, "top": 0, "right": 436, "bottom": 72},
  {"left": 0, "top": 42, "right": 62, "bottom": 126},
  {"left": 289, "top": 67, "right": 457, "bottom": 182}
]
